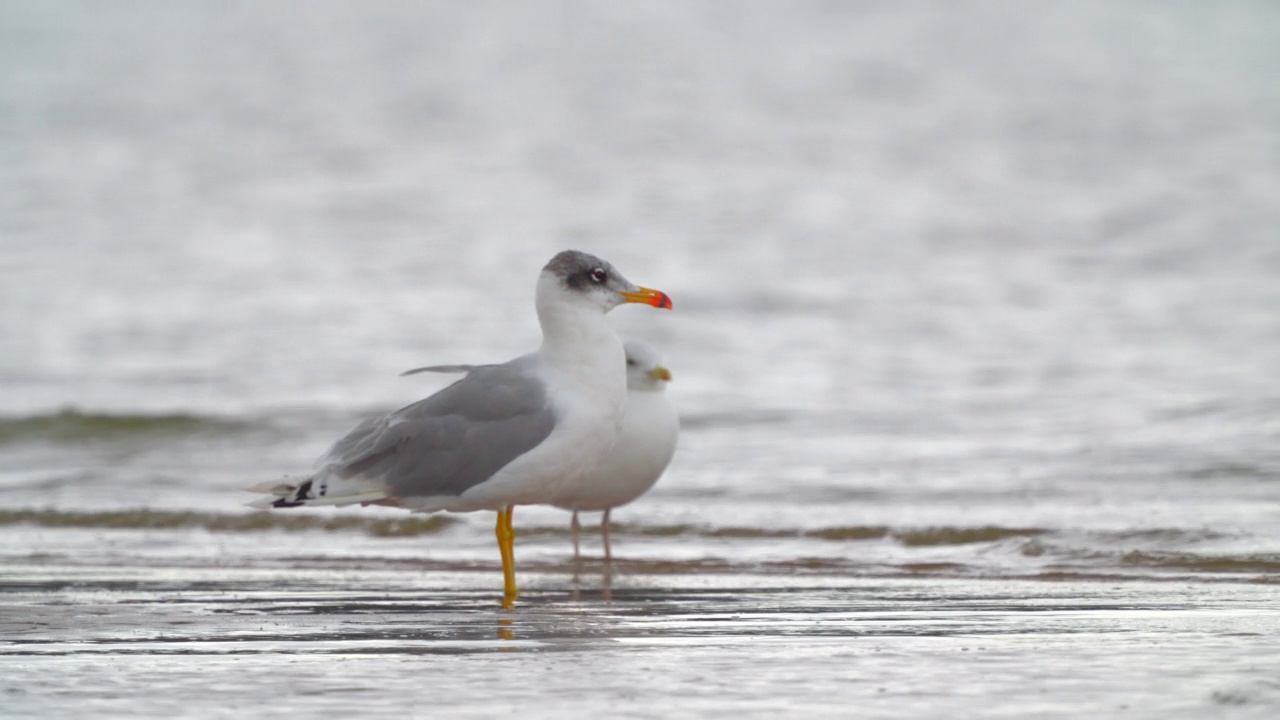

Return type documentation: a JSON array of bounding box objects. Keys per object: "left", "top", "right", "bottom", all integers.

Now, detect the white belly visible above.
[
  {"left": 555, "top": 389, "right": 679, "bottom": 511},
  {"left": 454, "top": 350, "right": 628, "bottom": 510}
]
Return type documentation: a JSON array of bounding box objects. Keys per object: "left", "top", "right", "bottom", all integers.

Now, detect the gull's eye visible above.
[
  {"left": 590, "top": 268, "right": 607, "bottom": 283},
  {"left": 626, "top": 358, "right": 636, "bottom": 366}
]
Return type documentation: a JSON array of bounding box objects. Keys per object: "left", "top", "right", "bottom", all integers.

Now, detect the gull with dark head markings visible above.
[
  {"left": 405, "top": 340, "right": 680, "bottom": 562},
  {"left": 246, "top": 250, "right": 672, "bottom": 607}
]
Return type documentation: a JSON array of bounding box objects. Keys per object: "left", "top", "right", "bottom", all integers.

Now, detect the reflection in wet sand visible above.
[
  {"left": 3, "top": 556, "right": 1279, "bottom": 717},
  {"left": 569, "top": 556, "right": 615, "bottom": 605}
]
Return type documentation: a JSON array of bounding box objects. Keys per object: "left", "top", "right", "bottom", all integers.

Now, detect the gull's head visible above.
[
  {"left": 540, "top": 250, "right": 673, "bottom": 314},
  {"left": 624, "top": 340, "right": 672, "bottom": 392}
]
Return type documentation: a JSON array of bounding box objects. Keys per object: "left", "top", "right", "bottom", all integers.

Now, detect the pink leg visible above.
[
  {"left": 571, "top": 511, "right": 582, "bottom": 561},
  {"left": 601, "top": 508, "right": 613, "bottom": 563}
]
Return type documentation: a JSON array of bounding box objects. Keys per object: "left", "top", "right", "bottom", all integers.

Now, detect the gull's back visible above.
[{"left": 313, "top": 354, "right": 557, "bottom": 503}]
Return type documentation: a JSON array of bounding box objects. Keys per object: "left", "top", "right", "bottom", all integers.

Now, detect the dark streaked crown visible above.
[{"left": 543, "top": 250, "right": 616, "bottom": 290}]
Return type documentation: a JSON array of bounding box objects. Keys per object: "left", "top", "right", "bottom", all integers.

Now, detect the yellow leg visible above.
[{"left": 495, "top": 506, "right": 518, "bottom": 608}]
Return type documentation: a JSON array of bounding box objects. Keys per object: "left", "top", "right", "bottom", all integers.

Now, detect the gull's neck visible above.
[{"left": 534, "top": 274, "right": 624, "bottom": 376}]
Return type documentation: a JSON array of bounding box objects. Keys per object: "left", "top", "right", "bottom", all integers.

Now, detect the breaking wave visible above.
[
  {"left": 4, "top": 508, "right": 1275, "bottom": 580},
  {"left": 0, "top": 508, "right": 458, "bottom": 536},
  {"left": 0, "top": 409, "right": 250, "bottom": 444}
]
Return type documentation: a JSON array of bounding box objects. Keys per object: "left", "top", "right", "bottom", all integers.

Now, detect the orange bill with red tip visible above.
[{"left": 619, "top": 286, "right": 673, "bottom": 309}]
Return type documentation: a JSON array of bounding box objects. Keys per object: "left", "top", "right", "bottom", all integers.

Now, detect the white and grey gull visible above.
[
  {"left": 405, "top": 339, "right": 680, "bottom": 562},
  {"left": 246, "top": 250, "right": 672, "bottom": 607}
]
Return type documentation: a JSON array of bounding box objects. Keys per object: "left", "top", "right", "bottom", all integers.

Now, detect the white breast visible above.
[
  {"left": 554, "top": 387, "right": 679, "bottom": 511},
  {"left": 457, "top": 320, "right": 628, "bottom": 510}
]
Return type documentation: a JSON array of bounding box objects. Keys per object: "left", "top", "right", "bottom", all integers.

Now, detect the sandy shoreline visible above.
[{"left": 4, "top": 558, "right": 1278, "bottom": 719}]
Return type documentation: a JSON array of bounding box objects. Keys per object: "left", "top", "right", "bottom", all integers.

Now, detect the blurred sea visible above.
[{"left": 2, "top": 2, "right": 1279, "bottom": 718}]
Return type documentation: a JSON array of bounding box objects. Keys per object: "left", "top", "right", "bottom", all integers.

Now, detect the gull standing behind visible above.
[
  {"left": 406, "top": 340, "right": 680, "bottom": 562},
  {"left": 246, "top": 250, "right": 672, "bottom": 608},
  {"left": 559, "top": 340, "right": 678, "bottom": 561}
]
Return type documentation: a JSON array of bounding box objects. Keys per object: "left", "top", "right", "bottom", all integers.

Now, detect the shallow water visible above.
[
  {"left": 4, "top": 555, "right": 1279, "bottom": 719},
  {"left": 2, "top": 1, "right": 1279, "bottom": 717}
]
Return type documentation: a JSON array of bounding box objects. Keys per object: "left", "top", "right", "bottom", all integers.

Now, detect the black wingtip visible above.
[{"left": 271, "top": 479, "right": 313, "bottom": 508}]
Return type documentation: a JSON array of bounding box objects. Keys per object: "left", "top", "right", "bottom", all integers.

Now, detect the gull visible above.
[
  {"left": 246, "top": 250, "right": 672, "bottom": 607},
  {"left": 560, "top": 341, "right": 678, "bottom": 561},
  {"left": 406, "top": 340, "right": 680, "bottom": 563}
]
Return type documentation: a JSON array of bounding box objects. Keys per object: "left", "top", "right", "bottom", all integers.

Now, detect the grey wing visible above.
[
  {"left": 319, "top": 359, "right": 556, "bottom": 498},
  {"left": 400, "top": 352, "right": 537, "bottom": 377},
  {"left": 400, "top": 363, "right": 486, "bottom": 376}
]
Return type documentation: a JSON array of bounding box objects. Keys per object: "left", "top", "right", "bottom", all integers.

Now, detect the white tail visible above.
[{"left": 243, "top": 477, "right": 387, "bottom": 509}]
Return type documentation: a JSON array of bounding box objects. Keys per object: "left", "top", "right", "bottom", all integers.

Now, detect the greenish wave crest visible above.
[
  {"left": 0, "top": 508, "right": 458, "bottom": 536},
  {"left": 0, "top": 409, "right": 250, "bottom": 444}
]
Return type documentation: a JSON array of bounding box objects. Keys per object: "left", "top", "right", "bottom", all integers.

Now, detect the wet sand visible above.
[{"left": 4, "top": 556, "right": 1278, "bottom": 719}]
